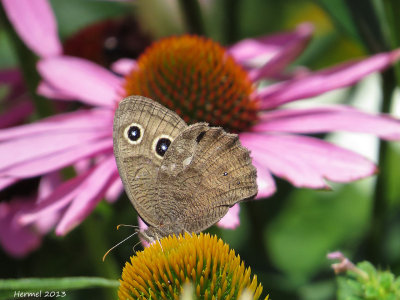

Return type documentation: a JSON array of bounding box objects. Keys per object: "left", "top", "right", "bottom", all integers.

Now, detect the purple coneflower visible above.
[{"left": 1, "top": 0, "right": 400, "bottom": 240}]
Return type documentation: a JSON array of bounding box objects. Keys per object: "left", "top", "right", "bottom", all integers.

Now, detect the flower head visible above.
[
  {"left": 119, "top": 233, "right": 267, "bottom": 300},
  {"left": 125, "top": 35, "right": 259, "bottom": 131}
]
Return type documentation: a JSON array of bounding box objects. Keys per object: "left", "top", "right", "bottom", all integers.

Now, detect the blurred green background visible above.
[{"left": 1, "top": 0, "right": 400, "bottom": 299}]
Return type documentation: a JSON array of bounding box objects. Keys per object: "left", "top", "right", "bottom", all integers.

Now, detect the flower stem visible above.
[
  {"left": 344, "top": 0, "right": 388, "bottom": 53},
  {"left": 381, "top": 0, "right": 400, "bottom": 86},
  {"left": 177, "top": 0, "right": 205, "bottom": 35},
  {"left": 365, "top": 68, "right": 396, "bottom": 264},
  {"left": 0, "top": 6, "right": 54, "bottom": 119},
  {"left": 81, "top": 214, "right": 120, "bottom": 300},
  {"left": 222, "top": 0, "right": 240, "bottom": 44}
]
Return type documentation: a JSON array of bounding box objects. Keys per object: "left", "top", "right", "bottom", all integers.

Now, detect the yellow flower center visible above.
[
  {"left": 118, "top": 233, "right": 268, "bottom": 300},
  {"left": 124, "top": 35, "right": 260, "bottom": 132}
]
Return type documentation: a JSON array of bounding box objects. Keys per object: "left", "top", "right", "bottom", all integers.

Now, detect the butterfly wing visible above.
[
  {"left": 113, "top": 95, "right": 187, "bottom": 226},
  {"left": 155, "top": 123, "right": 258, "bottom": 233}
]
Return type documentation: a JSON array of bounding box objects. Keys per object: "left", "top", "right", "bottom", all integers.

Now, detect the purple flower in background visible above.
[
  {"left": 2, "top": 0, "right": 400, "bottom": 242},
  {"left": 0, "top": 173, "right": 61, "bottom": 257}
]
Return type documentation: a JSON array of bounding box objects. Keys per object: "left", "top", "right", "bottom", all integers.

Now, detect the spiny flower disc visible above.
[
  {"left": 118, "top": 233, "right": 268, "bottom": 300},
  {"left": 124, "top": 35, "right": 260, "bottom": 132}
]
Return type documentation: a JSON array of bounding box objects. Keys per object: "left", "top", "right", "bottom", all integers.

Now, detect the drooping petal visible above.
[
  {"left": 0, "top": 198, "right": 42, "bottom": 257},
  {"left": 0, "top": 109, "right": 112, "bottom": 141},
  {"left": 37, "top": 56, "right": 124, "bottom": 107},
  {"left": 35, "top": 173, "right": 62, "bottom": 233},
  {"left": 2, "top": 0, "right": 62, "bottom": 57},
  {"left": 55, "top": 157, "right": 118, "bottom": 235},
  {"left": 228, "top": 23, "right": 313, "bottom": 65},
  {"left": 19, "top": 172, "right": 90, "bottom": 226},
  {"left": 240, "top": 133, "right": 377, "bottom": 188},
  {"left": 105, "top": 177, "right": 124, "bottom": 203},
  {"left": 38, "top": 172, "right": 62, "bottom": 202},
  {"left": 4, "top": 138, "right": 112, "bottom": 178},
  {"left": 248, "top": 23, "right": 313, "bottom": 81},
  {"left": 217, "top": 204, "right": 240, "bottom": 229},
  {"left": 250, "top": 158, "right": 276, "bottom": 198},
  {"left": 253, "top": 105, "right": 400, "bottom": 140},
  {"left": 138, "top": 217, "right": 149, "bottom": 248},
  {"left": 111, "top": 58, "right": 138, "bottom": 75},
  {"left": 37, "top": 81, "right": 78, "bottom": 100},
  {"left": 0, "top": 129, "right": 110, "bottom": 171},
  {"left": 259, "top": 49, "right": 400, "bottom": 109},
  {"left": 0, "top": 177, "right": 17, "bottom": 190}
]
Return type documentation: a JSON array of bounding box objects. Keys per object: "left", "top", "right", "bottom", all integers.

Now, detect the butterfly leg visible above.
[{"left": 155, "top": 233, "right": 164, "bottom": 252}]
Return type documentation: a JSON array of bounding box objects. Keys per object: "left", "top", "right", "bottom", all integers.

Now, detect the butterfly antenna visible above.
[
  {"left": 116, "top": 224, "right": 139, "bottom": 230},
  {"left": 102, "top": 231, "right": 139, "bottom": 262}
]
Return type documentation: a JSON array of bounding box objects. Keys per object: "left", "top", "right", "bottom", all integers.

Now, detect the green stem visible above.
[
  {"left": 222, "top": 0, "right": 240, "bottom": 44},
  {"left": 381, "top": 0, "right": 400, "bottom": 86},
  {"left": 0, "top": 6, "right": 54, "bottom": 119},
  {"left": 365, "top": 68, "right": 396, "bottom": 264},
  {"left": 81, "top": 216, "right": 120, "bottom": 300},
  {"left": 177, "top": 0, "right": 205, "bottom": 35},
  {"left": 344, "top": 0, "right": 388, "bottom": 53}
]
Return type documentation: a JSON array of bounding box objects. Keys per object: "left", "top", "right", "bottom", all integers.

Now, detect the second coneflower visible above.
[{"left": 118, "top": 233, "right": 267, "bottom": 300}]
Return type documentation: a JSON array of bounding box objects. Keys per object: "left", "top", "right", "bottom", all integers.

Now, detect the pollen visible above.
[
  {"left": 118, "top": 233, "right": 268, "bottom": 300},
  {"left": 124, "top": 35, "right": 260, "bottom": 132}
]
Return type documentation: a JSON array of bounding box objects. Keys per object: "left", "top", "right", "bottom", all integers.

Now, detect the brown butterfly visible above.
[{"left": 113, "top": 95, "right": 258, "bottom": 243}]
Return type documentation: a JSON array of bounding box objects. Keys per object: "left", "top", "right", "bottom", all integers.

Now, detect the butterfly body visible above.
[{"left": 113, "top": 95, "right": 257, "bottom": 243}]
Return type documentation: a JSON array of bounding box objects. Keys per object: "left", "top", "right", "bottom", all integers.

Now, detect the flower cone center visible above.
[
  {"left": 118, "top": 233, "right": 267, "bottom": 300},
  {"left": 124, "top": 35, "right": 260, "bottom": 132}
]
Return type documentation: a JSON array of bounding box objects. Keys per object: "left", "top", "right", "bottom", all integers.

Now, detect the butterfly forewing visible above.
[{"left": 113, "top": 95, "right": 187, "bottom": 226}]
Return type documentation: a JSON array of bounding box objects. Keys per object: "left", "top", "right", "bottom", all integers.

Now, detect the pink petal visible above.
[
  {"left": 4, "top": 138, "right": 112, "bottom": 177},
  {"left": 55, "top": 157, "right": 118, "bottom": 235},
  {"left": 217, "top": 204, "right": 240, "bottom": 229},
  {"left": 37, "top": 81, "right": 78, "bottom": 100},
  {"left": 38, "top": 172, "right": 63, "bottom": 202},
  {"left": 240, "top": 133, "right": 377, "bottom": 188},
  {"left": 228, "top": 23, "right": 313, "bottom": 64},
  {"left": 34, "top": 173, "right": 63, "bottom": 233},
  {"left": 250, "top": 158, "right": 276, "bottom": 198},
  {"left": 37, "top": 56, "right": 124, "bottom": 107},
  {"left": 2, "top": 0, "right": 62, "bottom": 57},
  {"left": 259, "top": 49, "right": 400, "bottom": 109},
  {"left": 0, "top": 177, "right": 17, "bottom": 190},
  {"left": 0, "top": 109, "right": 112, "bottom": 141},
  {"left": 105, "top": 177, "right": 123, "bottom": 203},
  {"left": 0, "top": 129, "right": 110, "bottom": 171},
  {"left": 0, "top": 198, "right": 42, "bottom": 257},
  {"left": 138, "top": 217, "right": 150, "bottom": 248},
  {"left": 248, "top": 24, "right": 313, "bottom": 81},
  {"left": 253, "top": 105, "right": 400, "bottom": 140},
  {"left": 111, "top": 58, "right": 138, "bottom": 75},
  {"left": 19, "top": 172, "right": 90, "bottom": 226}
]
